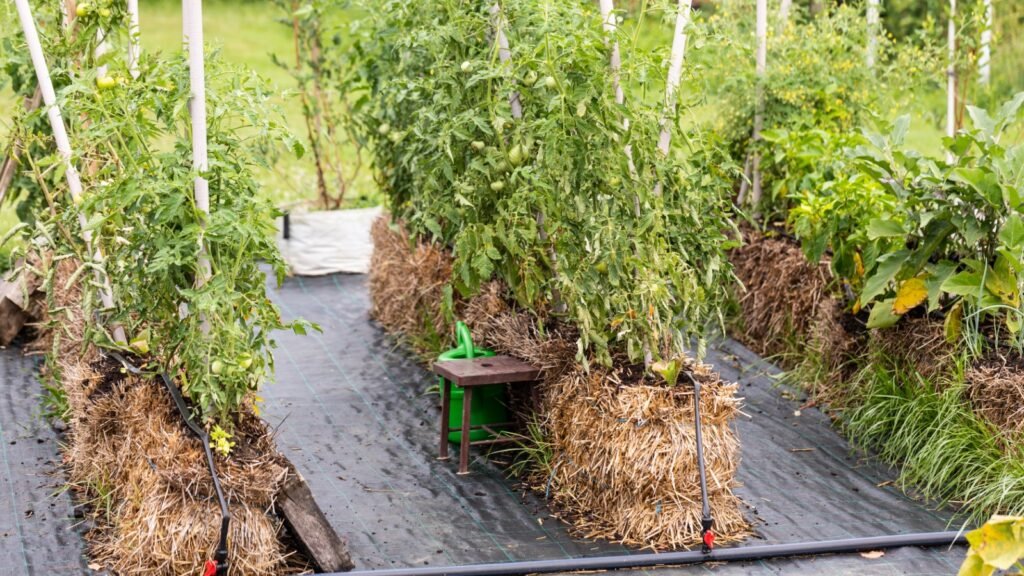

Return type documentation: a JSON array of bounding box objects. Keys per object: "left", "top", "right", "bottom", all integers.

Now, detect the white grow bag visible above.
[{"left": 276, "top": 207, "right": 383, "bottom": 276}]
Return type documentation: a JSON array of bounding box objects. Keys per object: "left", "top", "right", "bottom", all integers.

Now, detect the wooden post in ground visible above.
[{"left": 13, "top": 0, "right": 126, "bottom": 344}]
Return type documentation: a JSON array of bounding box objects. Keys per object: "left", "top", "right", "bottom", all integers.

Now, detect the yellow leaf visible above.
[
  {"left": 854, "top": 252, "right": 865, "bottom": 278},
  {"left": 945, "top": 301, "right": 963, "bottom": 344},
  {"left": 852, "top": 298, "right": 862, "bottom": 315},
  {"left": 893, "top": 277, "right": 928, "bottom": 314}
]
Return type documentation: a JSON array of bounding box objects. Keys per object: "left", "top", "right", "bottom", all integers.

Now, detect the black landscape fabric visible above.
[
  {"left": 0, "top": 272, "right": 966, "bottom": 575},
  {"left": 0, "top": 348, "right": 89, "bottom": 576},
  {"left": 265, "top": 273, "right": 966, "bottom": 576}
]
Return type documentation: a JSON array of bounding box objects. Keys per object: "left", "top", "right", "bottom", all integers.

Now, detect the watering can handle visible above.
[{"left": 455, "top": 321, "right": 475, "bottom": 359}]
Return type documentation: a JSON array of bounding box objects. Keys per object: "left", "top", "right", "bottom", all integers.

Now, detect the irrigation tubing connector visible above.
[
  {"left": 108, "top": 352, "right": 231, "bottom": 576},
  {"left": 682, "top": 370, "right": 715, "bottom": 553},
  {"left": 334, "top": 531, "right": 966, "bottom": 576}
]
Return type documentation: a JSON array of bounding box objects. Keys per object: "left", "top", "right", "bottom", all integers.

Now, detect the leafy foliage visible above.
[
  {"left": 960, "top": 515, "right": 1024, "bottom": 576},
  {"left": 2, "top": 2, "right": 310, "bottom": 426},
  {"left": 271, "top": 0, "right": 362, "bottom": 209},
  {"left": 343, "top": 0, "right": 736, "bottom": 365}
]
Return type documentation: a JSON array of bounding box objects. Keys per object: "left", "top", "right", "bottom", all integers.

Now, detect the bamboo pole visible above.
[
  {"left": 750, "top": 0, "right": 767, "bottom": 207},
  {"left": 184, "top": 0, "right": 212, "bottom": 285},
  {"left": 946, "top": 0, "right": 956, "bottom": 164},
  {"left": 867, "top": 0, "right": 879, "bottom": 69},
  {"left": 652, "top": 0, "right": 691, "bottom": 198},
  {"left": 979, "top": 0, "right": 992, "bottom": 86},
  {"left": 127, "top": 0, "right": 140, "bottom": 78},
  {"left": 13, "top": 0, "right": 126, "bottom": 344}
]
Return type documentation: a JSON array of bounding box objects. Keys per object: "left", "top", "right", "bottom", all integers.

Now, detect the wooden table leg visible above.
[
  {"left": 457, "top": 387, "right": 473, "bottom": 475},
  {"left": 439, "top": 379, "right": 451, "bottom": 461}
]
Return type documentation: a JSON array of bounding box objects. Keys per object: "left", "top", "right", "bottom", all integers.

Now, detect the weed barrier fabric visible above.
[
  {"left": 0, "top": 347, "right": 90, "bottom": 575},
  {"left": 266, "top": 273, "right": 966, "bottom": 575}
]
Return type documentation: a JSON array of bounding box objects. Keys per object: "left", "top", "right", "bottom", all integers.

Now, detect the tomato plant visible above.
[
  {"left": 3, "top": 2, "right": 312, "bottom": 427},
  {"left": 343, "top": 0, "right": 736, "bottom": 365}
]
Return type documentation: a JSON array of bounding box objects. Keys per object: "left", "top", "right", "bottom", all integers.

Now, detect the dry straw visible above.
[
  {"left": 26, "top": 251, "right": 309, "bottom": 576},
  {"left": 371, "top": 217, "right": 748, "bottom": 550}
]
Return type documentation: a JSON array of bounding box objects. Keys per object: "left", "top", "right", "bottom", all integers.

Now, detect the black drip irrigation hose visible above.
[
  {"left": 108, "top": 352, "right": 231, "bottom": 576},
  {"left": 332, "top": 531, "right": 967, "bottom": 576}
]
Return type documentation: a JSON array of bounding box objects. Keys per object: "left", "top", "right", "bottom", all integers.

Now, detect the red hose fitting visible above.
[
  {"left": 702, "top": 529, "right": 716, "bottom": 552},
  {"left": 203, "top": 559, "right": 218, "bottom": 576}
]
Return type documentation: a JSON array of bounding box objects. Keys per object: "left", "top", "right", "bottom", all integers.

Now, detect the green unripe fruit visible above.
[
  {"left": 490, "top": 181, "right": 505, "bottom": 192},
  {"left": 543, "top": 75, "right": 557, "bottom": 89},
  {"left": 378, "top": 123, "right": 391, "bottom": 136},
  {"left": 522, "top": 71, "right": 538, "bottom": 86},
  {"left": 460, "top": 61, "right": 472, "bottom": 73},
  {"left": 471, "top": 141, "right": 486, "bottom": 151},
  {"left": 509, "top": 145, "right": 525, "bottom": 167}
]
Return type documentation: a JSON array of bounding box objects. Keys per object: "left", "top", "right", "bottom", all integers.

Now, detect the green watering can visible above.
[{"left": 437, "top": 322, "right": 509, "bottom": 442}]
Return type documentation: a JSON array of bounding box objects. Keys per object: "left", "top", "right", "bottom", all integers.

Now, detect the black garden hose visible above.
[
  {"left": 332, "top": 531, "right": 967, "bottom": 576},
  {"left": 107, "top": 351, "right": 230, "bottom": 576}
]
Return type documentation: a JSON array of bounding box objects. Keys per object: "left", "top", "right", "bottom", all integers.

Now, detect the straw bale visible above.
[
  {"left": 730, "top": 230, "right": 833, "bottom": 362},
  {"left": 60, "top": 356, "right": 302, "bottom": 575},
  {"left": 369, "top": 216, "right": 458, "bottom": 347},
  {"left": 868, "top": 316, "right": 952, "bottom": 382},
  {"left": 967, "top": 354, "right": 1024, "bottom": 442},
  {"left": 371, "top": 218, "right": 748, "bottom": 550}
]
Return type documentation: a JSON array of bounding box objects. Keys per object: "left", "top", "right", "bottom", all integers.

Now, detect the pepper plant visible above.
[{"left": 344, "top": 0, "right": 736, "bottom": 366}]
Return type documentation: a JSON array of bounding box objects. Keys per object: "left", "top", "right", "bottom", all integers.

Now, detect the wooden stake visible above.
[
  {"left": 778, "top": 0, "right": 792, "bottom": 25},
  {"left": 13, "top": 0, "right": 126, "bottom": 344}
]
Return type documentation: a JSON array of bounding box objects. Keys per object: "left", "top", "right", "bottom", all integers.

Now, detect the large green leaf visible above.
[
  {"left": 999, "top": 215, "right": 1024, "bottom": 250},
  {"left": 861, "top": 250, "right": 910, "bottom": 304},
  {"left": 867, "top": 298, "right": 901, "bottom": 329},
  {"left": 866, "top": 218, "right": 905, "bottom": 240},
  {"left": 942, "top": 271, "right": 986, "bottom": 297}
]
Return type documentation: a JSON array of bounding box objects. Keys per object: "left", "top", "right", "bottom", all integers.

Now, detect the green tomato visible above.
[
  {"left": 460, "top": 61, "right": 472, "bottom": 73},
  {"left": 509, "top": 145, "right": 525, "bottom": 167},
  {"left": 76, "top": 3, "right": 91, "bottom": 16},
  {"left": 471, "top": 140, "right": 486, "bottom": 152},
  {"left": 596, "top": 262, "right": 608, "bottom": 273},
  {"left": 543, "top": 75, "right": 557, "bottom": 89},
  {"left": 211, "top": 360, "right": 225, "bottom": 375},
  {"left": 96, "top": 76, "right": 117, "bottom": 90},
  {"left": 237, "top": 354, "right": 253, "bottom": 370},
  {"left": 522, "top": 71, "right": 538, "bottom": 87},
  {"left": 495, "top": 160, "right": 509, "bottom": 173},
  {"left": 490, "top": 181, "right": 505, "bottom": 192},
  {"left": 99, "top": 7, "right": 110, "bottom": 17},
  {"left": 378, "top": 123, "right": 391, "bottom": 136},
  {"left": 608, "top": 176, "right": 622, "bottom": 188}
]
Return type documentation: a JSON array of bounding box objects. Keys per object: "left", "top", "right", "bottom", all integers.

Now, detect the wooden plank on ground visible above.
[{"left": 279, "top": 472, "right": 355, "bottom": 573}]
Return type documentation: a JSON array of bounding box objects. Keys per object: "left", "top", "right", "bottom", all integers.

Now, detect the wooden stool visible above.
[{"left": 433, "top": 355, "right": 541, "bottom": 475}]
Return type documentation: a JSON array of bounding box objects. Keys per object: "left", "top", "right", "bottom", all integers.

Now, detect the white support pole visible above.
[
  {"left": 13, "top": 0, "right": 126, "bottom": 344},
  {"left": 599, "top": 0, "right": 625, "bottom": 108},
  {"left": 599, "top": 0, "right": 639, "bottom": 183},
  {"left": 185, "top": 0, "right": 211, "bottom": 284},
  {"left": 979, "top": 0, "right": 992, "bottom": 86},
  {"left": 750, "top": 0, "right": 767, "bottom": 206},
  {"left": 778, "top": 0, "right": 792, "bottom": 25},
  {"left": 946, "top": 0, "right": 956, "bottom": 164},
  {"left": 490, "top": 3, "right": 522, "bottom": 120},
  {"left": 651, "top": 0, "right": 691, "bottom": 198},
  {"left": 867, "top": 0, "right": 880, "bottom": 69},
  {"left": 658, "top": 0, "right": 691, "bottom": 157},
  {"left": 127, "top": 0, "right": 140, "bottom": 78},
  {"left": 95, "top": 29, "right": 109, "bottom": 77}
]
